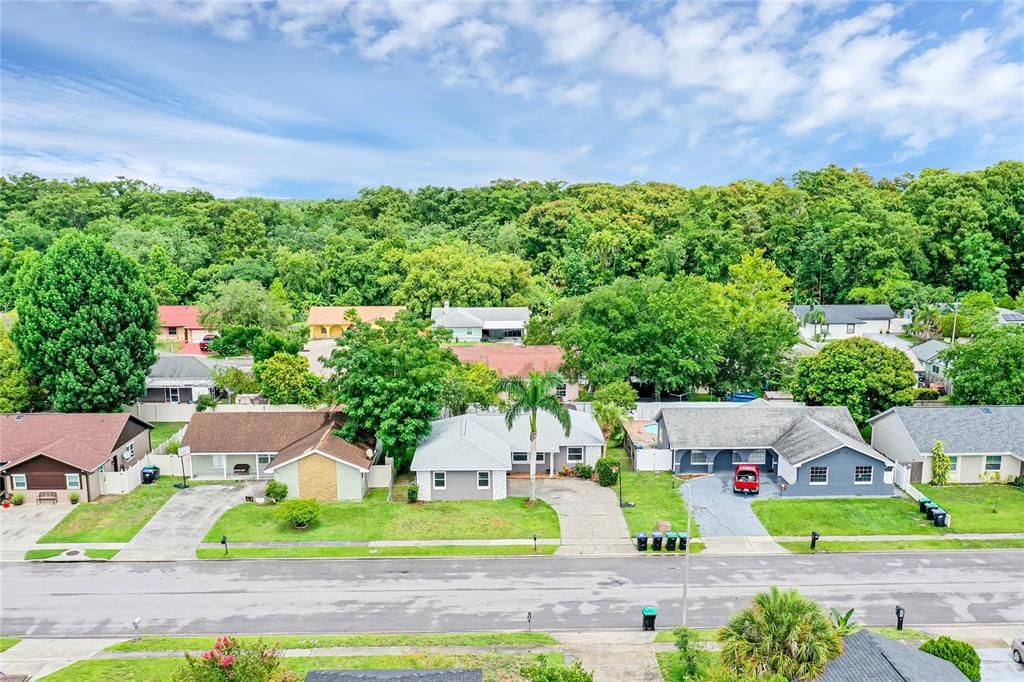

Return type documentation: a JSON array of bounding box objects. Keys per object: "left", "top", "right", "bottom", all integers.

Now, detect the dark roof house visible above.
[
  {"left": 793, "top": 304, "right": 896, "bottom": 325},
  {"left": 814, "top": 630, "right": 969, "bottom": 681}
]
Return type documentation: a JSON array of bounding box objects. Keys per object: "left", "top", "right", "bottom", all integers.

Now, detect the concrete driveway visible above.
[
  {"left": 116, "top": 482, "right": 260, "bottom": 561},
  {"left": 301, "top": 339, "right": 336, "bottom": 378},
  {"left": 863, "top": 332, "right": 913, "bottom": 350},
  {"left": 509, "top": 477, "right": 633, "bottom": 555},
  {"left": 0, "top": 504, "right": 72, "bottom": 562},
  {"left": 681, "top": 473, "right": 787, "bottom": 554},
  {"left": 980, "top": 648, "right": 1024, "bottom": 682}
]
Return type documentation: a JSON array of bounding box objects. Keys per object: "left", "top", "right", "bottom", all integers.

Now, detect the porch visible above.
[{"left": 189, "top": 453, "right": 273, "bottom": 480}]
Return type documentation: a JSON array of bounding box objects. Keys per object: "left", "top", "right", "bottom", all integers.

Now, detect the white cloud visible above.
[
  {"left": 551, "top": 81, "right": 601, "bottom": 107},
  {"left": 537, "top": 5, "right": 615, "bottom": 63}
]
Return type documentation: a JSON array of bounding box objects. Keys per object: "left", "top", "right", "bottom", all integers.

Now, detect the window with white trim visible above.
[
  {"left": 985, "top": 455, "right": 1001, "bottom": 471},
  {"left": 556, "top": 383, "right": 567, "bottom": 398},
  {"left": 854, "top": 465, "right": 873, "bottom": 484},
  {"left": 809, "top": 466, "right": 828, "bottom": 485},
  {"left": 949, "top": 456, "right": 958, "bottom": 472},
  {"left": 535, "top": 452, "right": 545, "bottom": 462},
  {"left": 731, "top": 452, "right": 742, "bottom": 464},
  {"left": 258, "top": 454, "right": 272, "bottom": 466},
  {"left": 748, "top": 451, "right": 766, "bottom": 464},
  {"left": 168, "top": 387, "right": 180, "bottom": 403},
  {"left": 477, "top": 471, "right": 490, "bottom": 489},
  {"left": 567, "top": 447, "right": 584, "bottom": 463},
  {"left": 124, "top": 442, "right": 135, "bottom": 461},
  {"left": 11, "top": 474, "right": 27, "bottom": 490},
  {"left": 846, "top": 323, "right": 856, "bottom": 334},
  {"left": 690, "top": 451, "right": 707, "bottom": 464},
  {"left": 433, "top": 472, "right": 446, "bottom": 489},
  {"left": 65, "top": 474, "right": 81, "bottom": 490},
  {"left": 512, "top": 452, "right": 528, "bottom": 463}
]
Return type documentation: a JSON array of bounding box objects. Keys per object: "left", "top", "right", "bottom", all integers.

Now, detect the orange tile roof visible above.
[
  {"left": 307, "top": 306, "right": 405, "bottom": 326},
  {"left": 450, "top": 344, "right": 565, "bottom": 378}
]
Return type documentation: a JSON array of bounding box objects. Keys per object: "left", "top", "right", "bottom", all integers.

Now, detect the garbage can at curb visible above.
[
  {"left": 924, "top": 502, "right": 939, "bottom": 520},
  {"left": 678, "top": 532, "right": 688, "bottom": 551},
  {"left": 933, "top": 508, "right": 948, "bottom": 527},
  {"left": 642, "top": 606, "right": 657, "bottom": 631},
  {"left": 665, "top": 531, "right": 678, "bottom": 551},
  {"left": 651, "top": 531, "right": 664, "bottom": 551},
  {"left": 636, "top": 532, "right": 648, "bottom": 552},
  {"left": 918, "top": 497, "right": 932, "bottom": 514}
]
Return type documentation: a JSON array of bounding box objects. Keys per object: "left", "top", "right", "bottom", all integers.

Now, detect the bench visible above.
[
  {"left": 36, "top": 491, "right": 58, "bottom": 505},
  {"left": 233, "top": 463, "right": 251, "bottom": 476}
]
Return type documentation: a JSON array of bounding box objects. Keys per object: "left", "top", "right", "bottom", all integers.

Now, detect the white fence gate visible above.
[
  {"left": 634, "top": 449, "right": 673, "bottom": 472},
  {"left": 98, "top": 468, "right": 144, "bottom": 496}
]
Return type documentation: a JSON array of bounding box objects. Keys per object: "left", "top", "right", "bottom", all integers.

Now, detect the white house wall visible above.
[
  {"left": 585, "top": 445, "right": 603, "bottom": 466},
  {"left": 777, "top": 457, "right": 797, "bottom": 485},
  {"left": 869, "top": 413, "right": 923, "bottom": 464},
  {"left": 274, "top": 461, "right": 301, "bottom": 498},
  {"left": 336, "top": 461, "right": 364, "bottom": 500}
]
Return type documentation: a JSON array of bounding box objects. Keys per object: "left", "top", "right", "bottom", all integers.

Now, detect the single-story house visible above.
[
  {"left": 793, "top": 304, "right": 896, "bottom": 341},
  {"left": 412, "top": 411, "right": 605, "bottom": 501},
  {"left": 813, "top": 630, "right": 969, "bottom": 681},
  {"left": 157, "top": 305, "right": 211, "bottom": 344},
  {"left": 307, "top": 306, "right": 405, "bottom": 340},
  {"left": 997, "top": 307, "right": 1024, "bottom": 325},
  {"left": 909, "top": 339, "right": 951, "bottom": 389},
  {"left": 181, "top": 411, "right": 377, "bottom": 500},
  {"left": 655, "top": 404, "right": 895, "bottom": 496},
  {"left": 142, "top": 354, "right": 215, "bottom": 406},
  {"left": 0, "top": 413, "right": 153, "bottom": 502},
  {"left": 449, "top": 344, "right": 581, "bottom": 400},
  {"left": 306, "top": 670, "right": 482, "bottom": 682},
  {"left": 430, "top": 303, "right": 530, "bottom": 343},
  {"left": 868, "top": 405, "right": 1023, "bottom": 484}
]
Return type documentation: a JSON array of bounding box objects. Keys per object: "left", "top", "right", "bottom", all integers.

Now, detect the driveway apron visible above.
[
  {"left": 0, "top": 504, "right": 74, "bottom": 562},
  {"left": 116, "top": 482, "right": 260, "bottom": 561},
  {"left": 509, "top": 477, "right": 633, "bottom": 555},
  {"left": 682, "top": 474, "right": 786, "bottom": 554}
]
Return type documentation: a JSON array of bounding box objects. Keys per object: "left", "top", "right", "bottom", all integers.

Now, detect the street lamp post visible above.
[{"left": 682, "top": 490, "right": 692, "bottom": 627}]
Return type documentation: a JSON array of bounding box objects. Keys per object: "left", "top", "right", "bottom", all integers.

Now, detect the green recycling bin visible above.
[
  {"left": 918, "top": 497, "right": 932, "bottom": 513},
  {"left": 924, "top": 502, "right": 940, "bottom": 520},
  {"left": 642, "top": 606, "right": 657, "bottom": 631},
  {"left": 665, "top": 532, "right": 679, "bottom": 551}
]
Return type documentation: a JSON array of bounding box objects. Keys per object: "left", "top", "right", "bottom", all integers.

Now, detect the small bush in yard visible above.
[
  {"left": 273, "top": 499, "right": 320, "bottom": 529},
  {"left": 913, "top": 387, "right": 940, "bottom": 400},
  {"left": 195, "top": 394, "right": 218, "bottom": 412},
  {"left": 521, "top": 657, "right": 593, "bottom": 681},
  {"left": 264, "top": 480, "right": 288, "bottom": 503},
  {"left": 69, "top": 493, "right": 80, "bottom": 504},
  {"left": 407, "top": 483, "right": 419, "bottom": 503},
  {"left": 919, "top": 636, "right": 981, "bottom": 682},
  {"left": 173, "top": 636, "right": 297, "bottom": 682},
  {"left": 595, "top": 457, "right": 619, "bottom": 487},
  {"left": 12, "top": 494, "right": 24, "bottom": 506},
  {"left": 574, "top": 463, "right": 594, "bottom": 479}
]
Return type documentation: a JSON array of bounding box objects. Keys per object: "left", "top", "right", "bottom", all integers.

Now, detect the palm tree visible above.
[
  {"left": 499, "top": 371, "right": 571, "bottom": 503},
  {"left": 911, "top": 304, "right": 942, "bottom": 340},
  {"left": 803, "top": 307, "right": 828, "bottom": 339},
  {"left": 593, "top": 400, "right": 625, "bottom": 442},
  {"left": 718, "top": 586, "right": 843, "bottom": 681}
]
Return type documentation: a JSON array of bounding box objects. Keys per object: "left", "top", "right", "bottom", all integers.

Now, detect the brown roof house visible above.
[
  {"left": 450, "top": 344, "right": 581, "bottom": 401},
  {"left": 181, "top": 411, "right": 383, "bottom": 500},
  {"left": 0, "top": 413, "right": 154, "bottom": 503}
]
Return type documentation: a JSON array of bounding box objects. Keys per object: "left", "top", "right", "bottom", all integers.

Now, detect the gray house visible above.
[
  {"left": 430, "top": 303, "right": 530, "bottom": 343},
  {"left": 656, "top": 404, "right": 895, "bottom": 496},
  {"left": 868, "top": 405, "right": 1024, "bottom": 484},
  {"left": 910, "top": 339, "right": 951, "bottom": 389},
  {"left": 793, "top": 304, "right": 896, "bottom": 340},
  {"left": 143, "top": 354, "right": 215, "bottom": 406},
  {"left": 412, "top": 411, "right": 605, "bottom": 501},
  {"left": 813, "top": 630, "right": 969, "bottom": 681}
]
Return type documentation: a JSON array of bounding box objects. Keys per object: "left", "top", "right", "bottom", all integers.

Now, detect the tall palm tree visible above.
[
  {"left": 911, "top": 304, "right": 942, "bottom": 340},
  {"left": 718, "top": 586, "right": 843, "bottom": 681},
  {"left": 803, "top": 308, "right": 828, "bottom": 339},
  {"left": 499, "top": 371, "right": 571, "bottom": 503}
]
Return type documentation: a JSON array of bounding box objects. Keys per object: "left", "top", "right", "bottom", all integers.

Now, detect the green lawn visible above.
[
  {"left": 40, "top": 653, "right": 564, "bottom": 682},
  {"left": 204, "top": 489, "right": 560, "bottom": 543},
  {"left": 149, "top": 422, "right": 187, "bottom": 447},
  {"left": 620, "top": 471, "right": 697, "bottom": 538},
  {"left": 753, "top": 497, "right": 943, "bottom": 536},
  {"left": 85, "top": 549, "right": 120, "bottom": 560},
  {"left": 40, "top": 478, "right": 237, "bottom": 544},
  {"left": 656, "top": 650, "right": 727, "bottom": 682},
  {"left": 197, "top": 545, "right": 559, "bottom": 559},
  {"left": 916, "top": 484, "right": 1024, "bottom": 533},
  {"left": 781, "top": 538, "right": 1024, "bottom": 553},
  {"left": 24, "top": 549, "right": 64, "bottom": 560},
  {"left": 107, "top": 632, "right": 557, "bottom": 652},
  {"left": 868, "top": 626, "right": 932, "bottom": 641},
  {"left": 0, "top": 637, "right": 21, "bottom": 652},
  {"left": 653, "top": 629, "right": 718, "bottom": 644}
]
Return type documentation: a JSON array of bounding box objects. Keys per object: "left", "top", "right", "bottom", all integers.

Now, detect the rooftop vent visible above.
[
  {"left": 981, "top": 407, "right": 992, "bottom": 413},
  {"left": 14, "top": 414, "right": 24, "bottom": 422}
]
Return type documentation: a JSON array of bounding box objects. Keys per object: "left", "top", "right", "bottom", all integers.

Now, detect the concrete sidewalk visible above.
[
  {"left": 198, "top": 538, "right": 561, "bottom": 549},
  {"left": 775, "top": 532, "right": 1024, "bottom": 542},
  {"left": 0, "top": 638, "right": 112, "bottom": 679}
]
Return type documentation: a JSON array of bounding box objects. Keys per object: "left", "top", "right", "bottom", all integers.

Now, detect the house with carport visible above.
[
  {"left": 867, "top": 405, "right": 1023, "bottom": 484},
  {"left": 412, "top": 410, "right": 604, "bottom": 501},
  {"left": 654, "top": 404, "right": 895, "bottom": 496}
]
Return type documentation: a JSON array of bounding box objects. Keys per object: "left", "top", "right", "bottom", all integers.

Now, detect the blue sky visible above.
[{"left": 2, "top": 0, "right": 1022, "bottom": 198}]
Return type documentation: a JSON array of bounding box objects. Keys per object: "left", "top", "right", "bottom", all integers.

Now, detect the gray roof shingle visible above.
[
  {"left": 814, "top": 630, "right": 969, "bottom": 682},
  {"left": 871, "top": 406, "right": 1024, "bottom": 456},
  {"left": 910, "top": 339, "right": 949, "bottom": 363},
  {"left": 430, "top": 306, "right": 530, "bottom": 329},
  {"left": 149, "top": 354, "right": 214, "bottom": 380},
  {"left": 793, "top": 304, "right": 896, "bottom": 324}
]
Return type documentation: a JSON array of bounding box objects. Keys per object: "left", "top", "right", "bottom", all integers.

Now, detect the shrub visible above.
[
  {"left": 167, "top": 439, "right": 181, "bottom": 455},
  {"left": 919, "top": 636, "right": 981, "bottom": 682},
  {"left": 521, "top": 657, "right": 594, "bottom": 682},
  {"left": 173, "top": 635, "right": 296, "bottom": 682},
  {"left": 69, "top": 493, "right": 80, "bottom": 504},
  {"left": 1010, "top": 474, "right": 1024, "bottom": 488},
  {"left": 913, "top": 387, "right": 940, "bottom": 401},
  {"left": 195, "top": 394, "right": 219, "bottom": 412},
  {"left": 264, "top": 480, "right": 288, "bottom": 503},
  {"left": 595, "top": 457, "right": 619, "bottom": 487},
  {"left": 12, "top": 494, "right": 24, "bottom": 506},
  {"left": 574, "top": 463, "right": 594, "bottom": 480},
  {"left": 273, "top": 499, "right": 321, "bottom": 529},
  {"left": 407, "top": 483, "right": 419, "bottom": 503},
  {"left": 209, "top": 326, "right": 264, "bottom": 357},
  {"left": 930, "top": 441, "right": 950, "bottom": 486}
]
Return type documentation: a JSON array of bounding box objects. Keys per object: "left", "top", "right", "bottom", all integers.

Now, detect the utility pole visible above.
[{"left": 682, "top": 489, "right": 692, "bottom": 627}]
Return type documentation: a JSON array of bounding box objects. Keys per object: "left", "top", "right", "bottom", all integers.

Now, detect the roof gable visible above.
[
  {"left": 879, "top": 406, "right": 1024, "bottom": 456},
  {"left": 158, "top": 305, "right": 202, "bottom": 329},
  {"left": 910, "top": 339, "right": 949, "bottom": 362},
  {"left": 815, "top": 630, "right": 969, "bottom": 682},
  {"left": 148, "top": 354, "right": 214, "bottom": 381},
  {"left": 306, "top": 306, "right": 405, "bottom": 326},
  {"left": 0, "top": 413, "right": 151, "bottom": 472}
]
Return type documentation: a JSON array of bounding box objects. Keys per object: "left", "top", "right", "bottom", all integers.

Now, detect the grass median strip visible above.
[
  {"left": 780, "top": 538, "right": 1024, "bottom": 553},
  {"left": 40, "top": 653, "right": 564, "bottom": 682},
  {"left": 204, "top": 489, "right": 560, "bottom": 543},
  {"left": 196, "top": 545, "right": 559, "bottom": 559},
  {"left": 84, "top": 549, "right": 120, "bottom": 560},
  {"left": 0, "top": 638, "right": 21, "bottom": 652},
  {"left": 653, "top": 629, "right": 718, "bottom": 643},
  {"left": 107, "top": 632, "right": 558, "bottom": 652},
  {"left": 24, "top": 549, "right": 65, "bottom": 560}
]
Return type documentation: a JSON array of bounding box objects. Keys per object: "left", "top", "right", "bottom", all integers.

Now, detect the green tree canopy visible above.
[
  {"left": 252, "top": 353, "right": 323, "bottom": 407},
  {"left": 0, "top": 322, "right": 44, "bottom": 412},
  {"left": 941, "top": 326, "right": 1024, "bottom": 405},
  {"left": 198, "top": 278, "right": 293, "bottom": 331},
  {"left": 440, "top": 361, "right": 502, "bottom": 416}
]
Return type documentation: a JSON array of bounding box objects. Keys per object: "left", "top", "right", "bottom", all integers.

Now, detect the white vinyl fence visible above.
[
  {"left": 98, "top": 468, "right": 144, "bottom": 496},
  {"left": 368, "top": 458, "right": 394, "bottom": 489},
  {"left": 634, "top": 449, "right": 673, "bottom": 472},
  {"left": 127, "top": 402, "right": 197, "bottom": 422}
]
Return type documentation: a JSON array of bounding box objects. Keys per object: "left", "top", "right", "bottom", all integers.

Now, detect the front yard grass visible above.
[
  {"left": 753, "top": 496, "right": 942, "bottom": 536},
  {"left": 107, "top": 632, "right": 557, "bottom": 652},
  {"left": 619, "top": 471, "right": 697, "bottom": 538},
  {"left": 653, "top": 629, "right": 718, "bottom": 644},
  {"left": 204, "top": 489, "right": 560, "bottom": 543},
  {"left": 0, "top": 637, "right": 21, "bottom": 652},
  {"left": 24, "top": 549, "right": 64, "bottom": 560},
  {"left": 197, "top": 545, "right": 559, "bottom": 559},
  {"left": 868, "top": 626, "right": 932, "bottom": 641},
  {"left": 781, "top": 538, "right": 1024, "bottom": 553},
  {"left": 916, "top": 484, "right": 1024, "bottom": 533},
  {"left": 149, "top": 421, "right": 187, "bottom": 447},
  {"left": 40, "top": 653, "right": 565, "bottom": 682},
  {"left": 84, "top": 549, "right": 120, "bottom": 560}
]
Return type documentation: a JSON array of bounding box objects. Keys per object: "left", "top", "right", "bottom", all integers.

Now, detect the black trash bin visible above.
[
  {"left": 636, "top": 532, "right": 648, "bottom": 552},
  {"left": 642, "top": 606, "right": 657, "bottom": 631},
  {"left": 918, "top": 497, "right": 932, "bottom": 513},
  {"left": 678, "top": 532, "right": 688, "bottom": 551},
  {"left": 924, "top": 502, "right": 939, "bottom": 520},
  {"left": 933, "top": 508, "right": 948, "bottom": 527},
  {"left": 665, "top": 532, "right": 678, "bottom": 551},
  {"left": 651, "top": 531, "right": 664, "bottom": 551},
  {"left": 141, "top": 465, "right": 160, "bottom": 484}
]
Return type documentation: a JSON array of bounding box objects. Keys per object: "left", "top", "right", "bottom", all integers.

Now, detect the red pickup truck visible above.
[{"left": 733, "top": 464, "right": 761, "bottom": 494}]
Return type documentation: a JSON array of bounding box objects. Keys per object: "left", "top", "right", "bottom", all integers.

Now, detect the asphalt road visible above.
[{"left": 2, "top": 552, "right": 1022, "bottom": 638}]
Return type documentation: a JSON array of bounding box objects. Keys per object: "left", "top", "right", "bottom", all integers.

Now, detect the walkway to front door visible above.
[{"left": 509, "top": 478, "right": 633, "bottom": 555}]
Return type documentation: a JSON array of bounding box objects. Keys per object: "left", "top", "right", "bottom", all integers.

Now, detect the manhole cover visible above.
[{"left": 66, "top": 550, "right": 81, "bottom": 556}]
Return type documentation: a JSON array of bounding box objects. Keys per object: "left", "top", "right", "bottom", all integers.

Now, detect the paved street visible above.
[{"left": 2, "top": 551, "right": 1022, "bottom": 638}]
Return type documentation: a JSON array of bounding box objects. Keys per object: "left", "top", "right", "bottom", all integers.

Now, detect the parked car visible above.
[
  {"left": 1012, "top": 635, "right": 1023, "bottom": 665},
  {"left": 199, "top": 333, "right": 218, "bottom": 352},
  {"left": 733, "top": 464, "right": 760, "bottom": 494}
]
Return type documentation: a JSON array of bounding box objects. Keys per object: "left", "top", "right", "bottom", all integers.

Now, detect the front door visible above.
[{"left": 910, "top": 461, "right": 924, "bottom": 484}]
